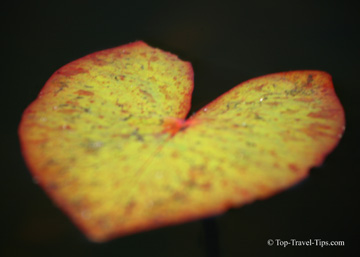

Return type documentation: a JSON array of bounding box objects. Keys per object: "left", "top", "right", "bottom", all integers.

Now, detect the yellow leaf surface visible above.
[{"left": 19, "top": 41, "right": 345, "bottom": 242}]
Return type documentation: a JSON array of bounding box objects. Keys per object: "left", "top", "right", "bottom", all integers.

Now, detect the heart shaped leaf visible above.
[{"left": 19, "top": 41, "right": 345, "bottom": 242}]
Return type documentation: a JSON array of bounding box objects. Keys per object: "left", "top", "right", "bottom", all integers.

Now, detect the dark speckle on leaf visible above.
[
  {"left": 122, "top": 114, "right": 132, "bottom": 121},
  {"left": 307, "top": 74, "right": 314, "bottom": 84},
  {"left": 131, "top": 129, "right": 144, "bottom": 141}
]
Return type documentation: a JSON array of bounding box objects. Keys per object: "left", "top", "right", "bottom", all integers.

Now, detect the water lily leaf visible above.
[{"left": 19, "top": 41, "right": 345, "bottom": 242}]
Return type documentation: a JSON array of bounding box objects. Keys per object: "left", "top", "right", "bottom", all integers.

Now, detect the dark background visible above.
[{"left": 2, "top": 0, "right": 359, "bottom": 256}]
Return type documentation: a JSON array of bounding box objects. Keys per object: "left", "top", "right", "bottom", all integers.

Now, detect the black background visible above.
[{"left": 2, "top": 0, "right": 359, "bottom": 256}]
